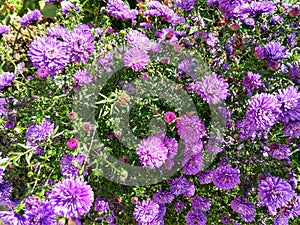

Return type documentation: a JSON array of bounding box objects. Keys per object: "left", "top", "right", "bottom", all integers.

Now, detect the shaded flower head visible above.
[
  {"left": 20, "top": 10, "right": 42, "bottom": 28},
  {"left": 169, "top": 176, "right": 191, "bottom": 195},
  {"left": 164, "top": 111, "right": 176, "bottom": 123},
  {"left": 74, "top": 69, "right": 93, "bottom": 85},
  {"left": 284, "top": 121, "right": 300, "bottom": 138},
  {"left": 174, "top": 0, "right": 197, "bottom": 11},
  {"left": 0, "top": 72, "right": 15, "bottom": 89},
  {"left": 0, "top": 25, "right": 10, "bottom": 35},
  {"left": 230, "top": 197, "right": 255, "bottom": 222},
  {"left": 242, "top": 71, "right": 262, "bottom": 91},
  {"left": 153, "top": 191, "right": 174, "bottom": 204},
  {"left": 133, "top": 200, "right": 160, "bottom": 224},
  {"left": 191, "top": 196, "right": 211, "bottom": 212},
  {"left": 106, "top": 0, "right": 138, "bottom": 20},
  {"left": 94, "top": 198, "right": 110, "bottom": 215},
  {"left": 213, "top": 165, "right": 240, "bottom": 190},
  {"left": 123, "top": 47, "right": 150, "bottom": 72},
  {"left": 185, "top": 210, "right": 207, "bottom": 225}
]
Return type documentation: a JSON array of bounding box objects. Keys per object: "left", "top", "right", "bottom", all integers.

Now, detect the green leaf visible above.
[{"left": 40, "top": 3, "right": 58, "bottom": 18}]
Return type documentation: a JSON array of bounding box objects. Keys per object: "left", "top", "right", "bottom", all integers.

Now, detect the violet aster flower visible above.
[
  {"left": 284, "top": 121, "right": 300, "bottom": 138},
  {"left": 67, "top": 138, "right": 78, "bottom": 150},
  {"left": 273, "top": 214, "right": 289, "bottom": 225},
  {"left": 176, "top": 115, "right": 206, "bottom": 144},
  {"left": 48, "top": 179, "right": 94, "bottom": 218},
  {"left": 60, "top": 154, "right": 80, "bottom": 179},
  {"left": 0, "top": 72, "right": 15, "bottom": 89},
  {"left": 174, "top": 0, "right": 197, "bottom": 11},
  {"left": 197, "top": 169, "right": 214, "bottom": 184},
  {"left": 0, "top": 98, "right": 7, "bottom": 119},
  {"left": 196, "top": 73, "right": 229, "bottom": 105},
  {"left": 136, "top": 135, "right": 168, "bottom": 169},
  {"left": 191, "top": 196, "right": 211, "bottom": 212},
  {"left": 24, "top": 201, "right": 56, "bottom": 225},
  {"left": 218, "top": 0, "right": 245, "bottom": 18},
  {"left": 62, "top": 25, "right": 95, "bottom": 63},
  {"left": 37, "top": 67, "right": 49, "bottom": 79},
  {"left": 240, "top": 1, "right": 275, "bottom": 16},
  {"left": 185, "top": 210, "right": 207, "bottom": 225},
  {"left": 289, "top": 64, "right": 300, "bottom": 81},
  {"left": 213, "top": 165, "right": 240, "bottom": 190},
  {"left": 164, "top": 111, "right": 176, "bottom": 123},
  {"left": 183, "top": 181, "right": 195, "bottom": 198},
  {"left": 264, "top": 42, "right": 286, "bottom": 62},
  {"left": 254, "top": 45, "right": 266, "bottom": 59},
  {"left": 269, "top": 144, "right": 291, "bottom": 161},
  {"left": 46, "top": 26, "right": 68, "bottom": 39},
  {"left": 133, "top": 200, "right": 160, "bottom": 224},
  {"left": 276, "top": 86, "right": 300, "bottom": 123},
  {"left": 0, "top": 181, "right": 12, "bottom": 207},
  {"left": 283, "top": 196, "right": 300, "bottom": 220},
  {"left": 20, "top": 10, "right": 42, "bottom": 28},
  {"left": 174, "top": 201, "right": 185, "bottom": 211},
  {"left": 94, "top": 198, "right": 110, "bottom": 214},
  {"left": 235, "top": 118, "right": 256, "bottom": 140},
  {"left": 28, "top": 36, "right": 70, "bottom": 75},
  {"left": 242, "top": 71, "right": 262, "bottom": 91},
  {"left": 125, "top": 30, "right": 158, "bottom": 52},
  {"left": 230, "top": 197, "right": 255, "bottom": 222},
  {"left": 61, "top": 1, "right": 80, "bottom": 16},
  {"left": 153, "top": 191, "right": 174, "bottom": 204},
  {"left": 258, "top": 176, "right": 293, "bottom": 215},
  {"left": 163, "top": 136, "right": 178, "bottom": 159},
  {"left": 0, "top": 210, "right": 27, "bottom": 225},
  {"left": 74, "top": 69, "right": 93, "bottom": 85},
  {"left": 246, "top": 93, "right": 281, "bottom": 130},
  {"left": 182, "top": 153, "right": 203, "bottom": 175},
  {"left": 25, "top": 196, "right": 41, "bottom": 210},
  {"left": 106, "top": 0, "right": 138, "bottom": 20},
  {"left": 178, "top": 58, "right": 199, "bottom": 77},
  {"left": 0, "top": 25, "right": 10, "bottom": 35},
  {"left": 123, "top": 47, "right": 150, "bottom": 72},
  {"left": 169, "top": 176, "right": 191, "bottom": 195}
]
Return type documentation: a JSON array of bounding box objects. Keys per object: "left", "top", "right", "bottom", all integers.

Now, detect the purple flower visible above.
[
  {"left": 174, "top": 201, "right": 185, "bottom": 211},
  {"left": 20, "top": 10, "right": 42, "bottom": 28},
  {"left": 235, "top": 118, "right": 256, "bottom": 140},
  {"left": 60, "top": 154, "right": 80, "bottom": 179},
  {"left": 106, "top": 0, "right": 138, "bottom": 20},
  {"left": 123, "top": 47, "right": 150, "bottom": 72},
  {"left": 289, "top": 64, "right": 300, "bottom": 80},
  {"left": 163, "top": 136, "right": 178, "bottom": 159},
  {"left": 37, "top": 67, "right": 49, "bottom": 79},
  {"left": 196, "top": 73, "right": 229, "bottom": 105},
  {"left": 67, "top": 138, "right": 78, "bottom": 150},
  {"left": 176, "top": 115, "right": 206, "bottom": 144},
  {"left": 273, "top": 214, "right": 289, "bottom": 225},
  {"left": 164, "top": 111, "right": 176, "bottom": 123},
  {"left": 197, "top": 169, "right": 214, "bottom": 184},
  {"left": 169, "top": 176, "right": 191, "bottom": 195},
  {"left": 258, "top": 176, "right": 293, "bottom": 215},
  {"left": 191, "top": 196, "right": 211, "bottom": 212},
  {"left": 213, "top": 165, "right": 240, "bottom": 190},
  {"left": 133, "top": 200, "right": 160, "bottom": 224},
  {"left": 220, "top": 216, "right": 231, "bottom": 224},
  {"left": 182, "top": 153, "right": 203, "bottom": 175},
  {"left": 174, "top": 0, "right": 197, "bottom": 11},
  {"left": 185, "top": 210, "right": 207, "bottom": 225},
  {"left": 178, "top": 58, "right": 199, "bottom": 77},
  {"left": 230, "top": 197, "right": 255, "bottom": 222},
  {"left": 0, "top": 72, "right": 15, "bottom": 89},
  {"left": 264, "top": 42, "right": 286, "bottom": 63},
  {"left": 62, "top": 25, "right": 95, "bottom": 63},
  {"left": 0, "top": 25, "right": 10, "bottom": 35},
  {"left": 153, "top": 191, "right": 174, "bottom": 204},
  {"left": 46, "top": 26, "right": 68, "bottom": 39},
  {"left": 242, "top": 71, "right": 262, "bottom": 91},
  {"left": 28, "top": 36, "right": 70, "bottom": 75},
  {"left": 74, "top": 69, "right": 93, "bottom": 85},
  {"left": 94, "top": 198, "right": 110, "bottom": 214},
  {"left": 183, "top": 181, "right": 195, "bottom": 198},
  {"left": 61, "top": 1, "right": 80, "bottom": 16},
  {"left": 240, "top": 1, "right": 276, "bottom": 16},
  {"left": 254, "top": 46, "right": 266, "bottom": 59},
  {"left": 48, "top": 179, "right": 94, "bottom": 218},
  {"left": 125, "top": 30, "right": 158, "bottom": 52},
  {"left": 218, "top": 0, "right": 245, "bottom": 18},
  {"left": 283, "top": 196, "right": 300, "bottom": 220},
  {"left": 0, "top": 181, "right": 12, "bottom": 207},
  {"left": 136, "top": 135, "right": 168, "bottom": 169},
  {"left": 284, "top": 121, "right": 300, "bottom": 138},
  {"left": 276, "top": 86, "right": 300, "bottom": 123},
  {"left": 268, "top": 144, "right": 291, "bottom": 161},
  {"left": 246, "top": 93, "right": 281, "bottom": 130},
  {"left": 24, "top": 201, "right": 56, "bottom": 225},
  {"left": 0, "top": 210, "right": 27, "bottom": 225},
  {"left": 25, "top": 196, "right": 41, "bottom": 210}
]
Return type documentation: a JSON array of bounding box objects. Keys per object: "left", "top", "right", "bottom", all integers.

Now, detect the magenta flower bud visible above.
[
  {"left": 164, "top": 111, "right": 176, "bottom": 123},
  {"left": 68, "top": 112, "right": 77, "bottom": 119},
  {"left": 131, "top": 197, "right": 138, "bottom": 204},
  {"left": 67, "top": 138, "right": 78, "bottom": 150}
]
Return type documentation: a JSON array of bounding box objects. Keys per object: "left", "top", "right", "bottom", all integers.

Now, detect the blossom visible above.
[
  {"left": 106, "top": 0, "right": 138, "bottom": 20},
  {"left": 273, "top": 214, "right": 289, "bottom": 225},
  {"left": 46, "top": 26, "right": 68, "bottom": 39},
  {"left": 178, "top": 58, "right": 199, "bottom": 77},
  {"left": 191, "top": 196, "right": 211, "bottom": 212},
  {"left": 183, "top": 181, "right": 195, "bottom": 198},
  {"left": 182, "top": 153, "right": 203, "bottom": 175},
  {"left": 74, "top": 69, "right": 93, "bottom": 85},
  {"left": 197, "top": 169, "right": 214, "bottom": 184},
  {"left": 246, "top": 93, "right": 281, "bottom": 130},
  {"left": 61, "top": 1, "right": 80, "bottom": 16},
  {"left": 284, "top": 121, "right": 300, "bottom": 138},
  {"left": 242, "top": 71, "right": 262, "bottom": 91},
  {"left": 164, "top": 111, "right": 176, "bottom": 123},
  {"left": 24, "top": 201, "right": 57, "bottom": 225},
  {"left": 28, "top": 36, "right": 70, "bottom": 75},
  {"left": 240, "top": 1, "right": 276, "bottom": 16},
  {"left": 283, "top": 196, "right": 300, "bottom": 220},
  {"left": 258, "top": 176, "right": 293, "bottom": 215},
  {"left": 37, "top": 67, "right": 49, "bottom": 79},
  {"left": 153, "top": 191, "right": 174, "bottom": 204},
  {"left": 276, "top": 86, "right": 300, "bottom": 123},
  {"left": 123, "top": 47, "right": 150, "bottom": 72},
  {"left": 125, "top": 30, "right": 158, "bottom": 52},
  {"left": 0, "top": 72, "right": 15, "bottom": 89},
  {"left": 268, "top": 144, "right": 291, "bottom": 161},
  {"left": 254, "top": 46, "right": 266, "bottom": 59},
  {"left": 218, "top": 0, "right": 245, "bottom": 18},
  {"left": 0, "top": 25, "right": 10, "bottom": 35},
  {"left": 185, "top": 210, "right": 207, "bottom": 225},
  {"left": 230, "top": 197, "right": 255, "bottom": 222},
  {"left": 62, "top": 25, "right": 95, "bottom": 63},
  {"left": 136, "top": 135, "right": 168, "bottom": 169},
  {"left": 133, "top": 200, "right": 160, "bottom": 224},
  {"left": 264, "top": 42, "right": 286, "bottom": 63},
  {"left": 67, "top": 138, "right": 78, "bottom": 150},
  {"left": 48, "top": 179, "right": 94, "bottom": 218},
  {"left": 94, "top": 198, "right": 110, "bottom": 215},
  {"left": 174, "top": 0, "right": 197, "bottom": 11},
  {"left": 196, "top": 73, "right": 229, "bottom": 105},
  {"left": 176, "top": 115, "right": 206, "bottom": 144},
  {"left": 20, "top": 10, "right": 42, "bottom": 28},
  {"left": 169, "top": 176, "right": 192, "bottom": 195},
  {"left": 213, "top": 165, "right": 240, "bottom": 190},
  {"left": 0, "top": 210, "right": 27, "bottom": 225}
]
